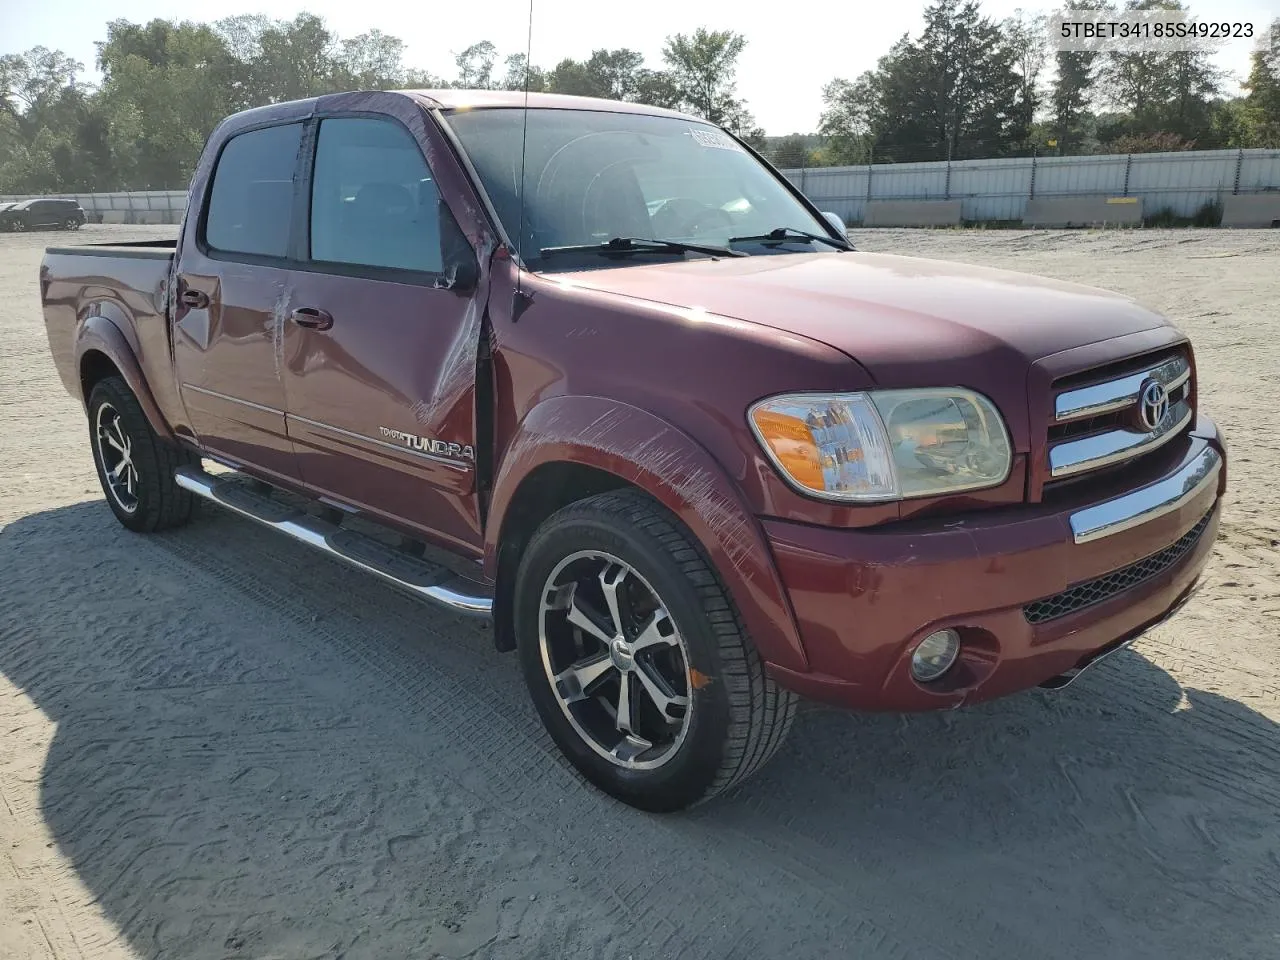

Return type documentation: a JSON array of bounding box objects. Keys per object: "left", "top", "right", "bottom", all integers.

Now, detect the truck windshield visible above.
[{"left": 443, "top": 107, "right": 842, "bottom": 270}]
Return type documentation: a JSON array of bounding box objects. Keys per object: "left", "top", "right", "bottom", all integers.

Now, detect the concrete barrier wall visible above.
[
  {"left": 1024, "top": 196, "right": 1144, "bottom": 227},
  {"left": 1221, "top": 193, "right": 1280, "bottom": 228},
  {"left": 862, "top": 200, "right": 962, "bottom": 227}
]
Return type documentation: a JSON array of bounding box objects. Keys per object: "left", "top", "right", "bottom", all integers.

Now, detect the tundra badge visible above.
[{"left": 379, "top": 427, "right": 475, "bottom": 462}]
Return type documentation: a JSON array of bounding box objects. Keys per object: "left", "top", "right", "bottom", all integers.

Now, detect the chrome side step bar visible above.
[{"left": 174, "top": 465, "right": 493, "bottom": 617}]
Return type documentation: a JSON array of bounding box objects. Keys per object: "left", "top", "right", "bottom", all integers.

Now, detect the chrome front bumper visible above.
[{"left": 1069, "top": 445, "right": 1223, "bottom": 545}]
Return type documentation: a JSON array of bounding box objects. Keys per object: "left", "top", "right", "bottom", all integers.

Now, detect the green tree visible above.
[
  {"left": 661, "top": 28, "right": 758, "bottom": 133},
  {"left": 339, "top": 29, "right": 408, "bottom": 88},
  {"left": 546, "top": 49, "right": 646, "bottom": 100},
  {"left": 1238, "top": 18, "right": 1280, "bottom": 146},
  {"left": 822, "top": 1, "right": 1029, "bottom": 163},
  {"left": 500, "top": 53, "right": 546, "bottom": 92},
  {"left": 763, "top": 134, "right": 812, "bottom": 169},
  {"left": 1100, "top": 0, "right": 1225, "bottom": 147},
  {"left": 1051, "top": 47, "right": 1100, "bottom": 151},
  {"left": 630, "top": 68, "right": 683, "bottom": 110},
  {"left": 253, "top": 14, "right": 346, "bottom": 102},
  {"left": 1004, "top": 8, "right": 1049, "bottom": 143},
  {"left": 818, "top": 72, "right": 880, "bottom": 164},
  {"left": 0, "top": 47, "right": 84, "bottom": 122},
  {"left": 453, "top": 41, "right": 498, "bottom": 89},
  {"left": 96, "top": 19, "right": 239, "bottom": 188},
  {"left": 0, "top": 16, "right": 788, "bottom": 193}
]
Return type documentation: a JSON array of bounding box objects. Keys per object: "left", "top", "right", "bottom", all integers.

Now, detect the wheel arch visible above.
[
  {"left": 484, "top": 396, "right": 809, "bottom": 674},
  {"left": 75, "top": 313, "right": 174, "bottom": 442}
]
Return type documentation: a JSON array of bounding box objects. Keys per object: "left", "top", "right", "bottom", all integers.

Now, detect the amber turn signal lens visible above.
[{"left": 749, "top": 408, "right": 825, "bottom": 492}]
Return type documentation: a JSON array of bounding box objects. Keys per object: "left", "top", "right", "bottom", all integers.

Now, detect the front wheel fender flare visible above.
[{"left": 486, "top": 396, "right": 808, "bottom": 673}]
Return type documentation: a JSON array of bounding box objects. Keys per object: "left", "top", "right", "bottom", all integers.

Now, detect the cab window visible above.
[
  {"left": 308, "top": 117, "right": 443, "bottom": 275},
  {"left": 205, "top": 123, "right": 303, "bottom": 259}
]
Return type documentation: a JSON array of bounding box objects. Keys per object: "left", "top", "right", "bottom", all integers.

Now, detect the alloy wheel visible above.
[
  {"left": 95, "top": 401, "right": 139, "bottom": 513},
  {"left": 539, "top": 550, "right": 693, "bottom": 770}
]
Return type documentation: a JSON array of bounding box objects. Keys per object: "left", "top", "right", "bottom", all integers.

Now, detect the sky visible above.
[{"left": 4, "top": 0, "right": 1276, "bottom": 135}]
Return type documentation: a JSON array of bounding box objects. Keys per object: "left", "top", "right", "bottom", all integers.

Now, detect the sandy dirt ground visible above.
[{"left": 1, "top": 224, "right": 1278, "bottom": 960}]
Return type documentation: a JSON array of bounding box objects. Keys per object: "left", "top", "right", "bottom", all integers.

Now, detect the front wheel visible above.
[
  {"left": 11, "top": 220, "right": 26, "bottom": 232},
  {"left": 87, "top": 376, "right": 195, "bottom": 532},
  {"left": 514, "top": 489, "right": 796, "bottom": 812}
]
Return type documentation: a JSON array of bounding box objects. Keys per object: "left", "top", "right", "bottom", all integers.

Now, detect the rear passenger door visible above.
[
  {"left": 280, "top": 113, "right": 486, "bottom": 555},
  {"left": 172, "top": 121, "right": 304, "bottom": 481},
  {"left": 29, "top": 201, "right": 55, "bottom": 228}
]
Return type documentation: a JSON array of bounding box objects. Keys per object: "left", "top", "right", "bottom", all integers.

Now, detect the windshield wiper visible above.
[
  {"left": 540, "top": 236, "right": 747, "bottom": 259},
  {"left": 727, "top": 227, "right": 850, "bottom": 250}
]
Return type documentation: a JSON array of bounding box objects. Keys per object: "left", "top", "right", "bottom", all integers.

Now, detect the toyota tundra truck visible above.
[{"left": 40, "top": 90, "right": 1227, "bottom": 811}]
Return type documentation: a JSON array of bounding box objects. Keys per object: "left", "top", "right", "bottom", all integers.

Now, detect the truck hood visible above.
[{"left": 552, "top": 251, "right": 1173, "bottom": 387}]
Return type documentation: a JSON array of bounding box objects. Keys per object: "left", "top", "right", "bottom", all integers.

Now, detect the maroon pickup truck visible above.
[{"left": 41, "top": 90, "right": 1226, "bottom": 811}]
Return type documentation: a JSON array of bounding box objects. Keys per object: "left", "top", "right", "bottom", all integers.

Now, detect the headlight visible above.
[{"left": 748, "top": 389, "right": 1012, "bottom": 502}]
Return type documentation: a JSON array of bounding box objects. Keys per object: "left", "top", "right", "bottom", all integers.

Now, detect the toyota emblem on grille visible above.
[{"left": 1139, "top": 379, "right": 1169, "bottom": 431}]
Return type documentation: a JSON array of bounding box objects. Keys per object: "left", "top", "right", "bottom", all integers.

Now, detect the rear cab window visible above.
[{"left": 204, "top": 123, "right": 303, "bottom": 259}]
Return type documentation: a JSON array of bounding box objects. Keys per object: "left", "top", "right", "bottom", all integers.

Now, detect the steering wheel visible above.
[
  {"left": 650, "top": 198, "right": 734, "bottom": 238},
  {"left": 677, "top": 205, "right": 735, "bottom": 237}
]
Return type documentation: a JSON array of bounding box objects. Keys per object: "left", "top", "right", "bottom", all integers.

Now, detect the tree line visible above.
[
  {"left": 0, "top": 15, "right": 763, "bottom": 194},
  {"left": 811, "top": 0, "right": 1280, "bottom": 167},
  {"left": 1, "top": 0, "right": 1278, "bottom": 195}
]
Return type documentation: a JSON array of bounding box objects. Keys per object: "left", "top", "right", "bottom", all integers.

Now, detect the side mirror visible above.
[{"left": 822, "top": 211, "right": 848, "bottom": 236}]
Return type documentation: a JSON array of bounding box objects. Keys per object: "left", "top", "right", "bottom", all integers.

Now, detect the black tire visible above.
[
  {"left": 514, "top": 489, "right": 797, "bottom": 812},
  {"left": 63, "top": 218, "right": 81, "bottom": 230},
  {"left": 87, "top": 376, "right": 195, "bottom": 532},
  {"left": 11, "top": 220, "right": 26, "bottom": 232}
]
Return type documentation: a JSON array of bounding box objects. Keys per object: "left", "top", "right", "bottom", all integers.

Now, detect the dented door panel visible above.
[{"left": 281, "top": 272, "right": 485, "bottom": 552}]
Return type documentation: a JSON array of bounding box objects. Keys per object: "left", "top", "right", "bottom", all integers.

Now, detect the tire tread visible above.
[
  {"left": 88, "top": 376, "right": 195, "bottom": 532},
  {"left": 547, "top": 489, "right": 797, "bottom": 806}
]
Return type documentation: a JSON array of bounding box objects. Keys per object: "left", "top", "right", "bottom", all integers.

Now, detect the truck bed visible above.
[
  {"left": 44, "top": 238, "right": 177, "bottom": 259},
  {"left": 41, "top": 244, "right": 176, "bottom": 412}
]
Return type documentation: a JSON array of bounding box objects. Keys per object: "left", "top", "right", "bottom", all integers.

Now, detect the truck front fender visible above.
[
  {"left": 485, "top": 395, "right": 809, "bottom": 673},
  {"left": 75, "top": 311, "right": 174, "bottom": 441}
]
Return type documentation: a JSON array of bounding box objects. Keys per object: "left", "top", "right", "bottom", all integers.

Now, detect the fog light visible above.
[{"left": 911, "top": 629, "right": 961, "bottom": 682}]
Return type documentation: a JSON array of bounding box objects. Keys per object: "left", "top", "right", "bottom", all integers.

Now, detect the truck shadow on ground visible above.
[{"left": 2, "top": 501, "right": 1278, "bottom": 960}]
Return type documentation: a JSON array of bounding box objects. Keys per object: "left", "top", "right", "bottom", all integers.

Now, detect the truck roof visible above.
[
  {"left": 218, "top": 89, "right": 705, "bottom": 132},
  {"left": 404, "top": 89, "right": 700, "bottom": 123}
]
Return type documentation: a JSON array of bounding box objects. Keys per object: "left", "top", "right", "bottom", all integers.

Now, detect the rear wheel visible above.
[
  {"left": 88, "top": 376, "right": 195, "bottom": 532},
  {"left": 63, "top": 217, "right": 81, "bottom": 230},
  {"left": 514, "top": 489, "right": 796, "bottom": 812}
]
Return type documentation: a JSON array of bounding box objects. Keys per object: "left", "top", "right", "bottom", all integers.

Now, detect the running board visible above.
[{"left": 174, "top": 465, "right": 493, "bottom": 617}]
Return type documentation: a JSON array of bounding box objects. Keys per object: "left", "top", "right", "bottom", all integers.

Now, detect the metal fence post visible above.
[
  {"left": 944, "top": 138, "right": 952, "bottom": 200},
  {"left": 1233, "top": 148, "right": 1244, "bottom": 195},
  {"left": 1029, "top": 146, "right": 1037, "bottom": 201},
  {"left": 1123, "top": 154, "right": 1133, "bottom": 197},
  {"left": 865, "top": 153, "right": 874, "bottom": 220}
]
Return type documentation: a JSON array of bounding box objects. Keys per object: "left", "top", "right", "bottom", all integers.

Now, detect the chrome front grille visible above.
[{"left": 1048, "top": 350, "right": 1193, "bottom": 482}]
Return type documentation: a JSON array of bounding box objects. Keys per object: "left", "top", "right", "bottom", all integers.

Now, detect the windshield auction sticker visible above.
[
  {"left": 689, "top": 128, "right": 744, "bottom": 152},
  {"left": 1052, "top": 8, "right": 1274, "bottom": 59}
]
